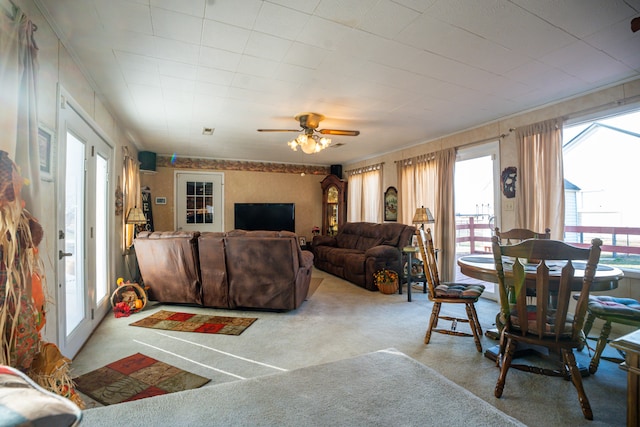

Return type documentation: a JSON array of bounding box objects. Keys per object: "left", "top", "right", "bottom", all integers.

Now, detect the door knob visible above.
[{"left": 59, "top": 250, "right": 73, "bottom": 260}]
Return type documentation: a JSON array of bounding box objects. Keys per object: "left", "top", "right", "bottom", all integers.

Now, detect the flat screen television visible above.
[{"left": 234, "top": 203, "right": 295, "bottom": 232}]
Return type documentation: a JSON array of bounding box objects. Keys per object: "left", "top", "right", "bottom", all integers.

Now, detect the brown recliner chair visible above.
[
  {"left": 198, "top": 230, "right": 313, "bottom": 311},
  {"left": 134, "top": 231, "right": 202, "bottom": 305}
]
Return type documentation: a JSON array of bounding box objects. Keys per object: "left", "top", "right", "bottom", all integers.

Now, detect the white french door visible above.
[
  {"left": 175, "top": 172, "right": 224, "bottom": 232},
  {"left": 57, "top": 90, "right": 113, "bottom": 358},
  {"left": 454, "top": 141, "right": 500, "bottom": 300}
]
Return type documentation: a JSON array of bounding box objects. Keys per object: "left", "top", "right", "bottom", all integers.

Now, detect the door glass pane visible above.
[
  {"left": 185, "top": 180, "right": 213, "bottom": 224},
  {"left": 65, "top": 133, "right": 85, "bottom": 334},
  {"left": 176, "top": 173, "right": 223, "bottom": 232},
  {"left": 95, "top": 153, "right": 108, "bottom": 303},
  {"left": 454, "top": 154, "right": 496, "bottom": 296}
]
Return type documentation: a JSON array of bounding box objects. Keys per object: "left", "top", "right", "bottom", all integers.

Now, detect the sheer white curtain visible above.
[
  {"left": 397, "top": 148, "right": 456, "bottom": 281},
  {"left": 516, "top": 119, "right": 565, "bottom": 239},
  {"left": 346, "top": 164, "right": 382, "bottom": 222},
  {"left": 347, "top": 173, "right": 363, "bottom": 222},
  {"left": 0, "top": 5, "right": 41, "bottom": 218}
]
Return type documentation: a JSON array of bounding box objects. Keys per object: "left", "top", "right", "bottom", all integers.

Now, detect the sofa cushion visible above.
[
  {"left": 326, "top": 247, "right": 362, "bottom": 266},
  {"left": 198, "top": 232, "right": 229, "bottom": 308},
  {"left": 336, "top": 231, "right": 360, "bottom": 250},
  {"left": 377, "top": 222, "right": 411, "bottom": 246},
  {"left": 0, "top": 365, "right": 82, "bottom": 427}
]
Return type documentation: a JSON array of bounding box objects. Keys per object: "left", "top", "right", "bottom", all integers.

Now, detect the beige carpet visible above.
[
  {"left": 305, "top": 277, "right": 323, "bottom": 300},
  {"left": 72, "top": 270, "right": 628, "bottom": 426},
  {"left": 81, "top": 349, "right": 525, "bottom": 427}
]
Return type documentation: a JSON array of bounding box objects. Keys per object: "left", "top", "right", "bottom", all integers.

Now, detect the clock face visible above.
[{"left": 501, "top": 167, "right": 517, "bottom": 198}]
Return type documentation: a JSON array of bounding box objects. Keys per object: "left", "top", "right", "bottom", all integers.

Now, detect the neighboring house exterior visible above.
[
  {"left": 563, "top": 179, "right": 580, "bottom": 242},
  {"left": 563, "top": 123, "right": 640, "bottom": 229}
]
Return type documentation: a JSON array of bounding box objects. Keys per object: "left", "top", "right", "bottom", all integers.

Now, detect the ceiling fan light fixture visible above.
[
  {"left": 300, "top": 136, "right": 317, "bottom": 154},
  {"left": 288, "top": 133, "right": 332, "bottom": 154},
  {"left": 261, "top": 112, "right": 354, "bottom": 154}
]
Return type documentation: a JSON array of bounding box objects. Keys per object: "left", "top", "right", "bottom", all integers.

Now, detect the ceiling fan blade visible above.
[
  {"left": 257, "top": 129, "right": 301, "bottom": 132},
  {"left": 319, "top": 129, "right": 360, "bottom": 136}
]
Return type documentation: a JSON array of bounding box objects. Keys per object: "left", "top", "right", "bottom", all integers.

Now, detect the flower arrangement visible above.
[
  {"left": 374, "top": 269, "right": 398, "bottom": 284},
  {"left": 374, "top": 269, "right": 399, "bottom": 294}
]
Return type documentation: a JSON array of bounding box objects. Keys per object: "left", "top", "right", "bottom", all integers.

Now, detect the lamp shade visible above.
[
  {"left": 412, "top": 206, "right": 435, "bottom": 224},
  {"left": 126, "top": 207, "right": 147, "bottom": 225}
]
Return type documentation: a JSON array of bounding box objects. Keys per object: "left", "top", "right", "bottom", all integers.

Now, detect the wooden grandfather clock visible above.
[{"left": 321, "top": 174, "right": 347, "bottom": 236}]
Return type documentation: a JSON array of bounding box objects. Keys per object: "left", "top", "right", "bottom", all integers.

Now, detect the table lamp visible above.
[{"left": 412, "top": 206, "right": 435, "bottom": 230}]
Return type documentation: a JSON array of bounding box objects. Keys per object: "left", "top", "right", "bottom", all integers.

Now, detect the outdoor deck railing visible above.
[{"left": 455, "top": 217, "right": 640, "bottom": 257}]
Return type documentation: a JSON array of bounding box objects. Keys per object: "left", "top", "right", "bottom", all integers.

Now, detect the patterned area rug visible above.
[
  {"left": 73, "top": 353, "right": 210, "bottom": 406},
  {"left": 130, "top": 310, "right": 257, "bottom": 335}
]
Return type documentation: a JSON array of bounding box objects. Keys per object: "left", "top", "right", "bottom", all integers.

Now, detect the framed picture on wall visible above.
[
  {"left": 38, "top": 125, "right": 55, "bottom": 181},
  {"left": 384, "top": 186, "right": 398, "bottom": 221}
]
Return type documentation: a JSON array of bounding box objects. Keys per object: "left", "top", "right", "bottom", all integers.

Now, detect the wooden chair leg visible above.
[
  {"left": 583, "top": 312, "right": 596, "bottom": 336},
  {"left": 425, "top": 302, "right": 441, "bottom": 344},
  {"left": 589, "top": 320, "right": 612, "bottom": 374},
  {"left": 495, "top": 338, "right": 516, "bottom": 398},
  {"left": 465, "top": 303, "right": 483, "bottom": 352},
  {"left": 563, "top": 349, "right": 594, "bottom": 420}
]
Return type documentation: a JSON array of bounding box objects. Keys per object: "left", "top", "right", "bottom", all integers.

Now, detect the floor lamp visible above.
[
  {"left": 412, "top": 205, "right": 435, "bottom": 263},
  {"left": 126, "top": 207, "right": 147, "bottom": 283},
  {"left": 412, "top": 206, "right": 435, "bottom": 231}
]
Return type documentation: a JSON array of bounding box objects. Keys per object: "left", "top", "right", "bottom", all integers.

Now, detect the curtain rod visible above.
[
  {"left": 463, "top": 131, "right": 511, "bottom": 147},
  {"left": 562, "top": 93, "right": 640, "bottom": 122},
  {"left": 345, "top": 162, "right": 384, "bottom": 175}
]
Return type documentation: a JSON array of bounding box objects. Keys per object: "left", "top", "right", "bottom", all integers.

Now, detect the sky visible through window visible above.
[{"left": 564, "top": 108, "right": 640, "bottom": 141}]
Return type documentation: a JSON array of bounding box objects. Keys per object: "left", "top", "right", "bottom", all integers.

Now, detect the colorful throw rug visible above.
[
  {"left": 129, "top": 310, "right": 258, "bottom": 335},
  {"left": 73, "top": 353, "right": 210, "bottom": 406}
]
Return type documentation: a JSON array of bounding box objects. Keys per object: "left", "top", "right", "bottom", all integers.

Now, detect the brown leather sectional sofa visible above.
[
  {"left": 312, "top": 222, "right": 416, "bottom": 291},
  {"left": 134, "top": 230, "right": 314, "bottom": 311}
]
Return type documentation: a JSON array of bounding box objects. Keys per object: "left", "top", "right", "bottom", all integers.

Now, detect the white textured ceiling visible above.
[{"left": 35, "top": 0, "right": 640, "bottom": 166}]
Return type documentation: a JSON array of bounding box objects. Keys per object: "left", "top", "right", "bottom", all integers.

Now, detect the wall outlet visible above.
[{"left": 504, "top": 200, "right": 514, "bottom": 211}]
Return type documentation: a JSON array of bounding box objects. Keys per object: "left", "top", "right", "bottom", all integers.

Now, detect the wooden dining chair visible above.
[
  {"left": 581, "top": 295, "right": 640, "bottom": 373},
  {"left": 494, "top": 227, "right": 551, "bottom": 244},
  {"left": 495, "top": 227, "right": 551, "bottom": 304},
  {"left": 417, "top": 228, "right": 485, "bottom": 352},
  {"left": 491, "top": 236, "right": 603, "bottom": 420}
]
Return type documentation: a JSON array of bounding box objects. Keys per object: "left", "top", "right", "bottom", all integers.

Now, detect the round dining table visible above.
[
  {"left": 458, "top": 254, "right": 624, "bottom": 371},
  {"left": 457, "top": 254, "right": 623, "bottom": 292}
]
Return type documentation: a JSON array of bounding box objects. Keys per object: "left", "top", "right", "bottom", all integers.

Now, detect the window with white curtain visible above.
[{"left": 346, "top": 164, "right": 383, "bottom": 222}]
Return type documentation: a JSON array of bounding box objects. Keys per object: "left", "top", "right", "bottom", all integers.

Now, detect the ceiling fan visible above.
[
  {"left": 258, "top": 112, "right": 360, "bottom": 154},
  {"left": 257, "top": 112, "right": 361, "bottom": 137}
]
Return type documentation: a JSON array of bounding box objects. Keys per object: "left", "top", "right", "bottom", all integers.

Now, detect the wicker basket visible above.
[
  {"left": 110, "top": 282, "right": 147, "bottom": 313},
  {"left": 377, "top": 278, "right": 399, "bottom": 295}
]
